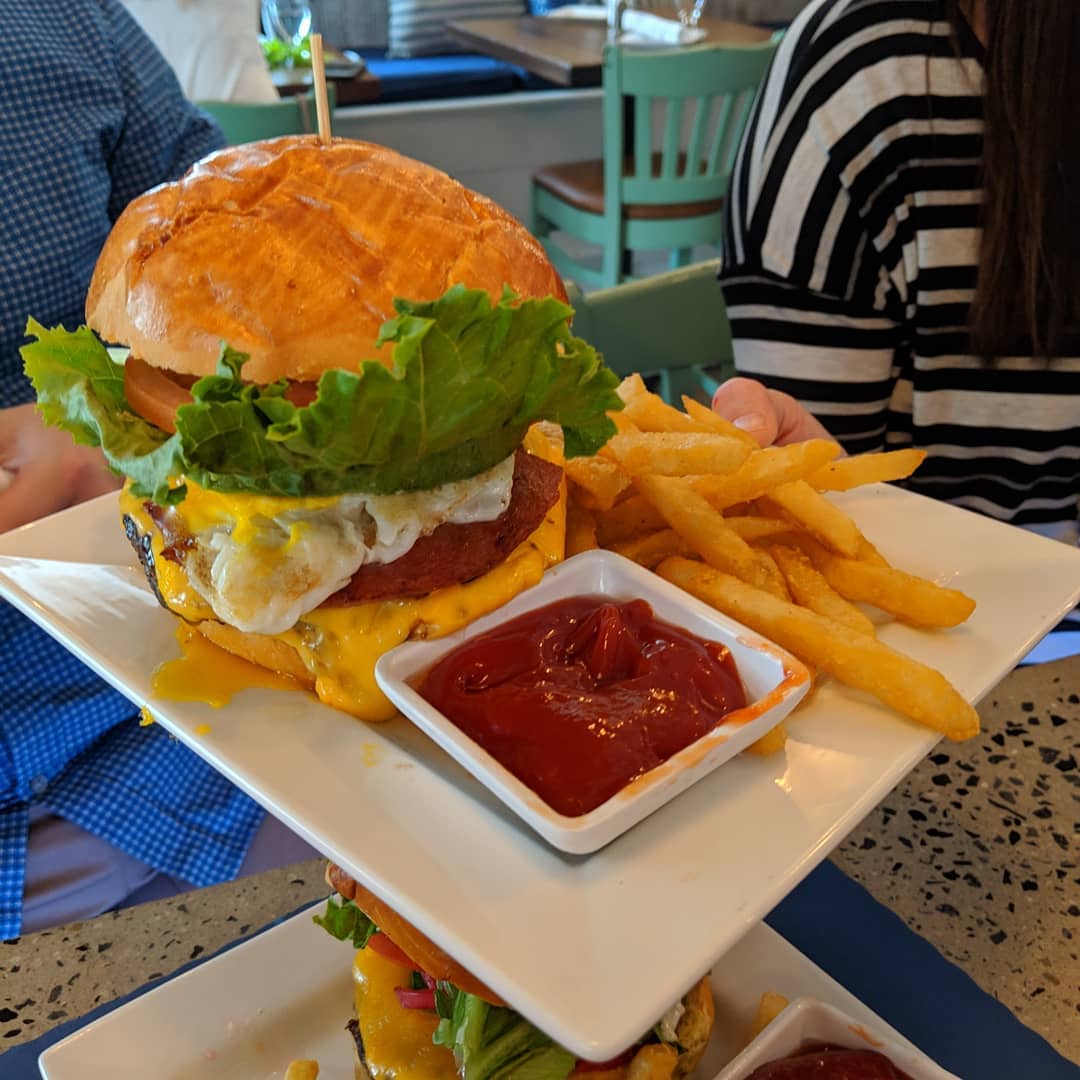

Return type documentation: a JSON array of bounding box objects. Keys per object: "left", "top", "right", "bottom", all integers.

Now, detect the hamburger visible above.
[
  {"left": 317, "top": 863, "right": 716, "bottom": 1080},
  {"left": 21, "top": 136, "right": 622, "bottom": 718}
]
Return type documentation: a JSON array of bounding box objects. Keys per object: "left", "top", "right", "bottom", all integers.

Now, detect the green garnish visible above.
[
  {"left": 261, "top": 35, "right": 312, "bottom": 69},
  {"left": 434, "top": 987, "right": 575, "bottom": 1080},
  {"left": 311, "top": 896, "right": 378, "bottom": 949}
]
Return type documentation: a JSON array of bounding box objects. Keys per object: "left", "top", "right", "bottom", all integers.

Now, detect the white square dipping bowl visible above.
[
  {"left": 714, "top": 997, "right": 961, "bottom": 1079},
  {"left": 375, "top": 550, "right": 810, "bottom": 854}
]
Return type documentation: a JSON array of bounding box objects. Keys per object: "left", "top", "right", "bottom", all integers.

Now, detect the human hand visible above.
[
  {"left": 711, "top": 377, "right": 837, "bottom": 448},
  {"left": 0, "top": 404, "right": 121, "bottom": 533}
]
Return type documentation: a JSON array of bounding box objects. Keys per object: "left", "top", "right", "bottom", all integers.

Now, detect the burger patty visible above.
[
  {"left": 324, "top": 449, "right": 561, "bottom": 605},
  {"left": 123, "top": 450, "right": 562, "bottom": 617}
]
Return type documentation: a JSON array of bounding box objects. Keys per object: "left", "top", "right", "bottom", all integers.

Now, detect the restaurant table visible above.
[
  {"left": 446, "top": 14, "right": 773, "bottom": 88},
  {"left": 2, "top": 654, "right": 1078, "bottom": 1073},
  {"left": 272, "top": 66, "right": 381, "bottom": 106}
]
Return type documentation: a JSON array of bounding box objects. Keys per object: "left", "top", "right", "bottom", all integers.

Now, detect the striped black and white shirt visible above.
[{"left": 719, "top": 0, "right": 1079, "bottom": 543}]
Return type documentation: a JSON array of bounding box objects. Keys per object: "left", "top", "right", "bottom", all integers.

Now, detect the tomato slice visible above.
[
  {"left": 367, "top": 932, "right": 416, "bottom": 969},
  {"left": 394, "top": 986, "right": 437, "bottom": 1010},
  {"left": 124, "top": 353, "right": 318, "bottom": 433},
  {"left": 284, "top": 381, "right": 318, "bottom": 406},
  {"left": 124, "top": 356, "right": 192, "bottom": 434}
]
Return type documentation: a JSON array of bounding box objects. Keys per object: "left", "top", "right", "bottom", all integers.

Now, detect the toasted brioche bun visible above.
[
  {"left": 326, "top": 862, "right": 506, "bottom": 1005},
  {"left": 194, "top": 619, "right": 316, "bottom": 687},
  {"left": 86, "top": 136, "right": 566, "bottom": 384}
]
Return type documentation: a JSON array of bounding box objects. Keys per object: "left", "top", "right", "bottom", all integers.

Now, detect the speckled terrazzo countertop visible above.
[{"left": 2, "top": 655, "right": 1077, "bottom": 1066}]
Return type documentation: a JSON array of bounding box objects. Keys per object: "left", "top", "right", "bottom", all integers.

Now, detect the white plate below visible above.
[{"left": 39, "top": 906, "right": 940, "bottom": 1080}]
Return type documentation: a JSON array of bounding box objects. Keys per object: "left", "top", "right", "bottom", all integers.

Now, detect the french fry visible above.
[
  {"left": 762, "top": 479, "right": 863, "bottom": 558},
  {"left": 693, "top": 441, "right": 842, "bottom": 509},
  {"left": 723, "top": 516, "right": 795, "bottom": 543},
  {"left": 746, "top": 992, "right": 791, "bottom": 1044},
  {"left": 858, "top": 536, "right": 890, "bottom": 567},
  {"left": 607, "top": 431, "right": 751, "bottom": 477},
  {"left": 770, "top": 544, "right": 876, "bottom": 637},
  {"left": 808, "top": 448, "right": 927, "bottom": 491},
  {"left": 285, "top": 1062, "right": 319, "bottom": 1080},
  {"left": 607, "top": 409, "right": 642, "bottom": 437},
  {"left": 755, "top": 548, "right": 791, "bottom": 601},
  {"left": 565, "top": 456, "right": 631, "bottom": 511},
  {"left": 595, "top": 493, "right": 667, "bottom": 546},
  {"left": 566, "top": 499, "right": 599, "bottom": 557},
  {"left": 656, "top": 557, "right": 980, "bottom": 739},
  {"left": 616, "top": 372, "right": 648, "bottom": 405},
  {"left": 744, "top": 721, "right": 788, "bottom": 756},
  {"left": 680, "top": 395, "right": 759, "bottom": 447},
  {"left": 636, "top": 476, "right": 772, "bottom": 589},
  {"left": 799, "top": 539, "right": 976, "bottom": 629},
  {"left": 611, "top": 528, "right": 693, "bottom": 569},
  {"left": 622, "top": 391, "right": 704, "bottom": 434}
]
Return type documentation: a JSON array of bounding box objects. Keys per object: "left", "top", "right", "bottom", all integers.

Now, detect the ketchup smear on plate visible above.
[{"left": 417, "top": 596, "right": 747, "bottom": 817}]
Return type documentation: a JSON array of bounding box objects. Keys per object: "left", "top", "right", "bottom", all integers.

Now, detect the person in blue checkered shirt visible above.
[{"left": 0, "top": 0, "right": 315, "bottom": 940}]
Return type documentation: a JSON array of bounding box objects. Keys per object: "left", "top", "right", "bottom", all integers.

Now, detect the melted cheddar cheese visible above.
[
  {"left": 352, "top": 948, "right": 458, "bottom": 1080},
  {"left": 122, "top": 425, "right": 566, "bottom": 720},
  {"left": 151, "top": 623, "right": 302, "bottom": 707}
]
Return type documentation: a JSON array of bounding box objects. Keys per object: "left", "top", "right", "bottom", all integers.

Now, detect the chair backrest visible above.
[
  {"left": 602, "top": 37, "right": 779, "bottom": 211},
  {"left": 565, "top": 258, "right": 734, "bottom": 405},
  {"left": 196, "top": 87, "right": 336, "bottom": 146}
]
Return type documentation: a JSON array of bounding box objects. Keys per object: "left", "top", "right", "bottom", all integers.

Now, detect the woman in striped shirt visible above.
[{"left": 713, "top": 0, "right": 1079, "bottom": 544}]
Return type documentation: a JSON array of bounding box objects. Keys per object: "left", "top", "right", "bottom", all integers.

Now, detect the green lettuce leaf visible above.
[
  {"left": 21, "top": 320, "right": 187, "bottom": 505},
  {"left": 21, "top": 285, "right": 622, "bottom": 504},
  {"left": 434, "top": 988, "right": 574, "bottom": 1080},
  {"left": 311, "top": 896, "right": 378, "bottom": 949}
]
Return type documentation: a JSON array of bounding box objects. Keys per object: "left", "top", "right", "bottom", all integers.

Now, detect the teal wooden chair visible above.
[
  {"left": 196, "top": 87, "right": 336, "bottom": 146},
  {"left": 566, "top": 258, "right": 733, "bottom": 405},
  {"left": 531, "top": 37, "right": 779, "bottom": 289}
]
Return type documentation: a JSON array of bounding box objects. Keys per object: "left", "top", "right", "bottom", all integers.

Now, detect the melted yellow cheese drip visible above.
[
  {"left": 151, "top": 624, "right": 302, "bottom": 707},
  {"left": 122, "top": 424, "right": 567, "bottom": 720},
  {"left": 174, "top": 485, "right": 341, "bottom": 543},
  {"left": 352, "top": 948, "right": 458, "bottom": 1080}
]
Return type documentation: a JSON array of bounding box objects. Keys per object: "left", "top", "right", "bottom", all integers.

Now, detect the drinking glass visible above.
[
  {"left": 261, "top": 0, "right": 313, "bottom": 54},
  {"left": 673, "top": 0, "right": 707, "bottom": 26}
]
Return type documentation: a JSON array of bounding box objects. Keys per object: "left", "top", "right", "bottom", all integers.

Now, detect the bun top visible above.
[{"left": 86, "top": 136, "right": 567, "bottom": 384}]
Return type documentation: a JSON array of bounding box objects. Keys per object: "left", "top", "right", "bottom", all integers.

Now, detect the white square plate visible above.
[
  {"left": 376, "top": 550, "right": 811, "bottom": 854},
  {"left": 38, "top": 905, "right": 943, "bottom": 1080},
  {"left": 3, "top": 485, "right": 1079, "bottom": 1061}
]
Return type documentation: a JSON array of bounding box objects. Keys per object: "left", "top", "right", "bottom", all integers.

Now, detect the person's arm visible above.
[
  {"left": 0, "top": 4, "right": 226, "bottom": 533},
  {"left": 0, "top": 405, "right": 120, "bottom": 533},
  {"left": 99, "top": 0, "right": 225, "bottom": 220},
  {"left": 715, "top": 267, "right": 901, "bottom": 452},
  {"left": 713, "top": 10, "right": 905, "bottom": 451}
]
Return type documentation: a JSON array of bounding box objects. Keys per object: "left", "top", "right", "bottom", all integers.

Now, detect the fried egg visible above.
[{"left": 173, "top": 455, "right": 516, "bottom": 635}]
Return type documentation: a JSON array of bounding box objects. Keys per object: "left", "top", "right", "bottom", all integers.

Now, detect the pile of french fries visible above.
[{"left": 564, "top": 375, "right": 980, "bottom": 748}]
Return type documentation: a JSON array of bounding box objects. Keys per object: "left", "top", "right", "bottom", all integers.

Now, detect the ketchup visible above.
[
  {"left": 417, "top": 596, "right": 747, "bottom": 817},
  {"left": 746, "top": 1045, "right": 913, "bottom": 1079}
]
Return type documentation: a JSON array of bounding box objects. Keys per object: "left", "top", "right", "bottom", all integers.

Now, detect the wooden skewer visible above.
[{"left": 309, "top": 33, "right": 332, "bottom": 145}]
